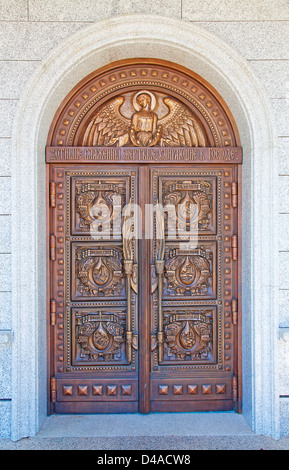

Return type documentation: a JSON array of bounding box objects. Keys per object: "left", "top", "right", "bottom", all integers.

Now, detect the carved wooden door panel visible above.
[
  {"left": 49, "top": 165, "right": 139, "bottom": 413},
  {"left": 48, "top": 162, "right": 241, "bottom": 413},
  {"left": 149, "top": 166, "right": 239, "bottom": 411}
]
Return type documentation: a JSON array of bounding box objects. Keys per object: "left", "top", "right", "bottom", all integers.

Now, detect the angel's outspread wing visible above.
[
  {"left": 160, "top": 98, "right": 207, "bottom": 147},
  {"left": 82, "top": 97, "right": 130, "bottom": 146}
]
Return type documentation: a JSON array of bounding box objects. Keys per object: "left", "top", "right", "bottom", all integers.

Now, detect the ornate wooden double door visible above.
[{"left": 47, "top": 60, "right": 242, "bottom": 414}]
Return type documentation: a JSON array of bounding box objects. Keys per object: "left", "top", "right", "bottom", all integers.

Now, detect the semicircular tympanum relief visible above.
[
  {"left": 47, "top": 60, "right": 240, "bottom": 148},
  {"left": 81, "top": 90, "right": 207, "bottom": 148}
]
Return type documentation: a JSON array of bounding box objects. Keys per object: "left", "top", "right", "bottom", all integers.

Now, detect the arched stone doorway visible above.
[
  {"left": 11, "top": 16, "right": 279, "bottom": 440},
  {"left": 46, "top": 59, "right": 242, "bottom": 415}
]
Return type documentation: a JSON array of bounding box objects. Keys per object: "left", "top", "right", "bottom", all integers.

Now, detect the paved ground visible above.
[
  {"left": 1, "top": 413, "right": 289, "bottom": 450},
  {"left": 1, "top": 435, "right": 289, "bottom": 450}
]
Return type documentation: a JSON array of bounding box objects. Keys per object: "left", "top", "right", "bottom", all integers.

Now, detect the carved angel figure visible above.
[{"left": 82, "top": 91, "right": 207, "bottom": 147}]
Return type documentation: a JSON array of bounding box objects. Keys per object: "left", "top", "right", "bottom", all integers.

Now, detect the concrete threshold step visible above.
[
  {"left": 1, "top": 413, "right": 289, "bottom": 449},
  {"left": 38, "top": 412, "right": 254, "bottom": 438}
]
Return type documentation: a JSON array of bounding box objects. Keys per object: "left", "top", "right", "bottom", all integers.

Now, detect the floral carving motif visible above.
[
  {"left": 76, "top": 247, "right": 124, "bottom": 297},
  {"left": 164, "top": 310, "right": 213, "bottom": 361},
  {"left": 75, "top": 180, "right": 125, "bottom": 231},
  {"left": 162, "top": 179, "right": 212, "bottom": 233},
  {"left": 164, "top": 246, "right": 213, "bottom": 296},
  {"left": 76, "top": 312, "right": 125, "bottom": 362}
]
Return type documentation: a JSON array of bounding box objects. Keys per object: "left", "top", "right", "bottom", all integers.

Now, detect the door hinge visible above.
[
  {"left": 50, "top": 377, "right": 57, "bottom": 403},
  {"left": 50, "top": 234, "right": 56, "bottom": 261},
  {"left": 50, "top": 299, "right": 57, "bottom": 326},
  {"left": 232, "top": 375, "right": 238, "bottom": 402},
  {"left": 232, "top": 299, "right": 238, "bottom": 325},
  {"left": 232, "top": 235, "right": 238, "bottom": 261},
  {"left": 50, "top": 182, "right": 56, "bottom": 208},
  {"left": 231, "top": 182, "right": 238, "bottom": 208}
]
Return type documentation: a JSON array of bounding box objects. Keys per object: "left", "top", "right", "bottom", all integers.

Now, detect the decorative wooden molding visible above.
[{"left": 46, "top": 145, "right": 242, "bottom": 164}]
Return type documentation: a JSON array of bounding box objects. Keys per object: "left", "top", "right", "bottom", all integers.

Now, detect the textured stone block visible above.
[
  {"left": 0, "top": 0, "right": 28, "bottom": 21},
  {"left": 271, "top": 99, "right": 289, "bottom": 137},
  {"left": 0, "top": 400, "right": 11, "bottom": 438},
  {"left": 0, "top": 343, "right": 11, "bottom": 399},
  {"left": 0, "top": 61, "right": 39, "bottom": 100},
  {"left": 29, "top": 0, "right": 181, "bottom": 22},
  {"left": 0, "top": 139, "right": 11, "bottom": 176},
  {"left": 0, "top": 215, "right": 11, "bottom": 253},
  {"left": 279, "top": 138, "right": 289, "bottom": 176},
  {"left": 280, "top": 252, "right": 289, "bottom": 290},
  {"left": 0, "top": 254, "right": 11, "bottom": 292},
  {"left": 279, "top": 213, "right": 289, "bottom": 251},
  {"left": 279, "top": 329, "right": 289, "bottom": 396},
  {"left": 183, "top": 0, "right": 289, "bottom": 21},
  {"left": 249, "top": 60, "right": 289, "bottom": 100},
  {"left": 0, "top": 292, "right": 11, "bottom": 330},
  {"left": 0, "top": 22, "right": 87, "bottom": 61},
  {"left": 280, "top": 290, "right": 289, "bottom": 328},
  {"left": 0, "top": 101, "right": 18, "bottom": 138},
  {"left": 279, "top": 176, "right": 289, "bottom": 213},
  {"left": 195, "top": 22, "right": 289, "bottom": 60},
  {"left": 280, "top": 398, "right": 289, "bottom": 436},
  {"left": 0, "top": 177, "right": 11, "bottom": 214}
]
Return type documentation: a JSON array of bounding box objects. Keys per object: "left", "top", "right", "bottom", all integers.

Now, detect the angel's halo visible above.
[{"left": 132, "top": 90, "right": 157, "bottom": 112}]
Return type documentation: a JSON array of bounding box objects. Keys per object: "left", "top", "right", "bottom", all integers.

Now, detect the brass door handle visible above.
[
  {"left": 123, "top": 259, "right": 135, "bottom": 363},
  {"left": 123, "top": 200, "right": 138, "bottom": 363},
  {"left": 155, "top": 259, "right": 165, "bottom": 363},
  {"left": 154, "top": 204, "right": 165, "bottom": 363}
]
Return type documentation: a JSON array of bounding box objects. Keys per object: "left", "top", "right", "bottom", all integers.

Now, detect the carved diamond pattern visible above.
[
  {"left": 187, "top": 385, "right": 198, "bottom": 395},
  {"left": 202, "top": 384, "right": 212, "bottom": 395},
  {"left": 158, "top": 385, "right": 169, "bottom": 395},
  {"left": 173, "top": 385, "right": 183, "bottom": 395},
  {"left": 121, "top": 385, "right": 132, "bottom": 396},
  {"left": 92, "top": 385, "right": 103, "bottom": 396},
  {"left": 216, "top": 384, "right": 226, "bottom": 395},
  {"left": 106, "top": 385, "right": 117, "bottom": 396},
  {"left": 62, "top": 385, "right": 73, "bottom": 396},
  {"left": 77, "top": 385, "right": 88, "bottom": 396}
]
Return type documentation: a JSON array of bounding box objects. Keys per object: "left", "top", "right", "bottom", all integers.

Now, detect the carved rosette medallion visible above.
[
  {"left": 76, "top": 247, "right": 124, "bottom": 297},
  {"left": 76, "top": 312, "right": 125, "bottom": 362},
  {"left": 164, "top": 310, "right": 213, "bottom": 361},
  {"left": 164, "top": 246, "right": 213, "bottom": 296},
  {"left": 162, "top": 179, "right": 213, "bottom": 234},
  {"left": 75, "top": 180, "right": 126, "bottom": 233}
]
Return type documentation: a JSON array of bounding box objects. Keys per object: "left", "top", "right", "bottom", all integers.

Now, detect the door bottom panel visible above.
[
  {"left": 151, "top": 400, "right": 234, "bottom": 413},
  {"left": 55, "top": 402, "right": 139, "bottom": 414}
]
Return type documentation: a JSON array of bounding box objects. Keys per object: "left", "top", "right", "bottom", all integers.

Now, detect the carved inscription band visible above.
[{"left": 46, "top": 146, "right": 242, "bottom": 164}]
